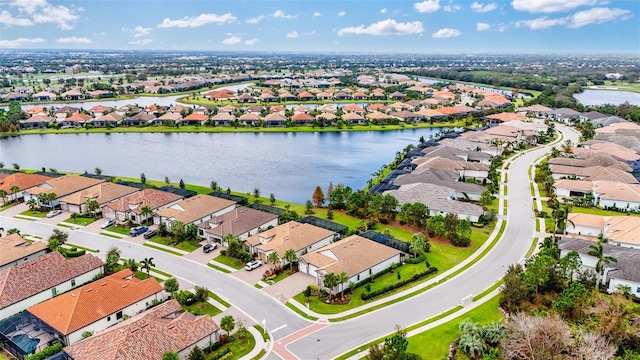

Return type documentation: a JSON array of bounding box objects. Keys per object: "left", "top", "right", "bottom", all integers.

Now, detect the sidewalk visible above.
[
  {"left": 239, "top": 326, "right": 268, "bottom": 360},
  {"left": 209, "top": 259, "right": 238, "bottom": 273}
]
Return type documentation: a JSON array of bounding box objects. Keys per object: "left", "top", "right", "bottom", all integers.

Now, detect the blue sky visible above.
[{"left": 0, "top": 0, "right": 638, "bottom": 53}]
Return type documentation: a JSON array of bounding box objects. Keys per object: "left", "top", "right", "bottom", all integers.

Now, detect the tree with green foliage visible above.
[
  {"left": 409, "top": 233, "right": 430, "bottom": 256},
  {"left": 104, "top": 246, "right": 121, "bottom": 274},
  {"left": 426, "top": 215, "right": 447, "bottom": 238},
  {"left": 253, "top": 187, "right": 261, "bottom": 203},
  {"left": 186, "top": 345, "right": 205, "bottom": 360},
  {"left": 270, "top": 193, "right": 276, "bottom": 205},
  {"left": 398, "top": 202, "right": 429, "bottom": 228},
  {"left": 164, "top": 277, "right": 179, "bottom": 294},
  {"left": 179, "top": 179, "right": 185, "bottom": 189},
  {"left": 323, "top": 272, "right": 338, "bottom": 295},
  {"left": 337, "top": 271, "right": 349, "bottom": 298},
  {"left": 140, "top": 257, "right": 155, "bottom": 277},
  {"left": 220, "top": 315, "right": 235, "bottom": 337},
  {"left": 368, "top": 326, "right": 421, "bottom": 360},
  {"left": 305, "top": 200, "right": 315, "bottom": 214},
  {"left": 588, "top": 240, "right": 617, "bottom": 289},
  {"left": 94, "top": 167, "right": 102, "bottom": 176},
  {"left": 125, "top": 258, "right": 138, "bottom": 272},
  {"left": 140, "top": 205, "right": 153, "bottom": 224},
  {"left": 140, "top": 173, "right": 146, "bottom": 187},
  {"left": 524, "top": 254, "right": 554, "bottom": 294},
  {"left": 283, "top": 248, "right": 297, "bottom": 267},
  {"left": 267, "top": 251, "right": 280, "bottom": 270},
  {"left": 377, "top": 194, "right": 399, "bottom": 224},
  {"left": 162, "top": 352, "right": 180, "bottom": 360},
  {"left": 479, "top": 189, "right": 493, "bottom": 209},
  {"left": 194, "top": 286, "right": 209, "bottom": 303},
  {"left": 328, "top": 184, "right": 352, "bottom": 210},
  {"left": 454, "top": 219, "right": 472, "bottom": 247},
  {"left": 554, "top": 281, "right": 591, "bottom": 320},
  {"left": 499, "top": 264, "right": 532, "bottom": 313},
  {"left": 86, "top": 198, "right": 99, "bottom": 218}
]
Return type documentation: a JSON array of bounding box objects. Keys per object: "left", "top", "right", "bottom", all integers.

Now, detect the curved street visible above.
[{"left": 0, "top": 125, "right": 579, "bottom": 360}]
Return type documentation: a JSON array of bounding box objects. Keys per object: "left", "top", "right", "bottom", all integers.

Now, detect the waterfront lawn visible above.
[
  {"left": 214, "top": 254, "right": 246, "bottom": 270},
  {"left": 406, "top": 295, "right": 503, "bottom": 359},
  {"left": 19, "top": 209, "right": 47, "bottom": 218}
]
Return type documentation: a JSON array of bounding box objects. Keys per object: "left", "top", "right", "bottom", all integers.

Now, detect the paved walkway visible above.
[
  {"left": 209, "top": 259, "right": 238, "bottom": 273},
  {"left": 239, "top": 326, "right": 268, "bottom": 360}
]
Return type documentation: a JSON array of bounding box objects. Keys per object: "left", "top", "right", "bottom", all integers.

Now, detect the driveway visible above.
[
  {"left": 183, "top": 240, "right": 220, "bottom": 264},
  {"left": 232, "top": 262, "right": 268, "bottom": 285},
  {"left": 262, "top": 272, "right": 314, "bottom": 303}
]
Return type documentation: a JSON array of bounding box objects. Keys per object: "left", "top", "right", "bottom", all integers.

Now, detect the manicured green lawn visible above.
[
  {"left": 20, "top": 209, "right": 47, "bottom": 218},
  {"left": 208, "top": 290, "right": 231, "bottom": 308},
  {"left": 571, "top": 207, "right": 640, "bottom": 217},
  {"left": 63, "top": 214, "right": 99, "bottom": 225},
  {"left": 269, "top": 269, "right": 295, "bottom": 284},
  {"left": 205, "top": 331, "right": 256, "bottom": 360},
  {"left": 214, "top": 255, "right": 246, "bottom": 270},
  {"left": 182, "top": 301, "right": 221, "bottom": 317},
  {"left": 109, "top": 224, "right": 132, "bottom": 235},
  {"left": 208, "top": 263, "right": 231, "bottom": 273},
  {"left": 174, "top": 241, "right": 199, "bottom": 252},
  {"left": 148, "top": 236, "right": 198, "bottom": 252},
  {"left": 406, "top": 295, "right": 503, "bottom": 359},
  {"left": 149, "top": 236, "right": 172, "bottom": 245},
  {"left": 0, "top": 202, "right": 17, "bottom": 211}
]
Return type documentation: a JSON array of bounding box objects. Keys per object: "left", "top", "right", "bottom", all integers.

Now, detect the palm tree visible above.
[
  {"left": 0, "top": 189, "right": 7, "bottom": 205},
  {"left": 140, "top": 206, "right": 153, "bottom": 224},
  {"left": 9, "top": 185, "right": 20, "bottom": 203},
  {"left": 26, "top": 198, "right": 37, "bottom": 211},
  {"left": 86, "top": 198, "right": 99, "bottom": 218},
  {"left": 323, "top": 273, "right": 338, "bottom": 297},
  {"left": 140, "top": 257, "right": 155, "bottom": 277},
  {"left": 409, "top": 233, "right": 427, "bottom": 257},
  {"left": 587, "top": 241, "right": 617, "bottom": 289},
  {"left": 337, "top": 271, "right": 349, "bottom": 298},
  {"left": 267, "top": 251, "right": 280, "bottom": 270},
  {"left": 283, "top": 248, "right": 297, "bottom": 268}
]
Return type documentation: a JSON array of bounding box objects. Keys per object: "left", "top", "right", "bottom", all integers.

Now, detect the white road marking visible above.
[{"left": 272, "top": 324, "right": 288, "bottom": 333}]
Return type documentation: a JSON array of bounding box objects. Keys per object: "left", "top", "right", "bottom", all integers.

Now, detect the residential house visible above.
[
  {"left": 60, "top": 113, "right": 92, "bottom": 128},
  {"left": 20, "top": 115, "right": 54, "bottom": 129},
  {"left": 26, "top": 107, "right": 47, "bottom": 117},
  {"left": 546, "top": 108, "right": 582, "bottom": 123},
  {"left": 484, "top": 112, "right": 528, "bottom": 124},
  {"left": 124, "top": 112, "right": 155, "bottom": 126},
  {"left": 198, "top": 206, "right": 279, "bottom": 242},
  {"left": 32, "top": 91, "right": 56, "bottom": 101},
  {"left": 422, "top": 145, "right": 492, "bottom": 165},
  {"left": 299, "top": 235, "right": 402, "bottom": 291},
  {"left": 566, "top": 213, "right": 640, "bottom": 248},
  {"left": 237, "top": 93, "right": 256, "bottom": 103},
  {"left": 291, "top": 113, "right": 313, "bottom": 124},
  {"left": 88, "top": 105, "right": 112, "bottom": 117},
  {"left": 23, "top": 175, "right": 105, "bottom": 209},
  {"left": 0, "top": 173, "right": 53, "bottom": 203},
  {"left": 549, "top": 165, "right": 638, "bottom": 183},
  {"left": 153, "top": 112, "right": 182, "bottom": 126},
  {"left": 259, "top": 93, "right": 278, "bottom": 102},
  {"left": 92, "top": 113, "right": 123, "bottom": 127},
  {"left": 0, "top": 252, "right": 103, "bottom": 320},
  {"left": 205, "top": 89, "right": 235, "bottom": 100},
  {"left": 244, "top": 221, "right": 337, "bottom": 264},
  {"left": 59, "top": 182, "right": 139, "bottom": 215},
  {"left": 182, "top": 113, "right": 207, "bottom": 125},
  {"left": 297, "top": 91, "right": 315, "bottom": 101},
  {"left": 559, "top": 237, "right": 640, "bottom": 297},
  {"left": 342, "top": 104, "right": 365, "bottom": 114},
  {"left": 352, "top": 91, "right": 368, "bottom": 100},
  {"left": 279, "top": 92, "right": 296, "bottom": 101},
  {"left": 0, "top": 234, "right": 47, "bottom": 271},
  {"left": 411, "top": 156, "right": 489, "bottom": 180},
  {"left": 555, "top": 179, "right": 640, "bottom": 211},
  {"left": 2, "top": 92, "right": 28, "bottom": 102},
  {"left": 54, "top": 106, "right": 80, "bottom": 120},
  {"left": 238, "top": 113, "right": 260, "bottom": 126},
  {"left": 210, "top": 112, "right": 234, "bottom": 126},
  {"left": 154, "top": 194, "right": 236, "bottom": 230},
  {"left": 264, "top": 112, "right": 286, "bottom": 127},
  {"left": 388, "top": 91, "right": 405, "bottom": 100},
  {"left": 342, "top": 112, "right": 365, "bottom": 124},
  {"left": 516, "top": 104, "right": 553, "bottom": 117},
  {"left": 60, "top": 89, "right": 84, "bottom": 101},
  {"left": 103, "top": 189, "right": 183, "bottom": 225},
  {"left": 385, "top": 183, "right": 485, "bottom": 222},
  {"left": 333, "top": 91, "right": 351, "bottom": 100},
  {"left": 27, "top": 269, "right": 163, "bottom": 345},
  {"left": 63, "top": 300, "right": 219, "bottom": 360},
  {"left": 392, "top": 110, "right": 423, "bottom": 123}
]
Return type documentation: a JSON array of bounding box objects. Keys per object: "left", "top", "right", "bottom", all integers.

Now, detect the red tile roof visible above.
[
  {"left": 183, "top": 113, "right": 208, "bottom": 121},
  {"left": 105, "top": 189, "right": 182, "bottom": 214},
  {"left": 0, "top": 173, "right": 53, "bottom": 193},
  {"left": 65, "top": 113, "right": 92, "bottom": 122},
  {"left": 291, "top": 113, "right": 313, "bottom": 121},
  {"left": 28, "top": 269, "right": 163, "bottom": 335},
  {"left": 64, "top": 300, "right": 219, "bottom": 360},
  {"left": 0, "top": 252, "right": 103, "bottom": 309}
]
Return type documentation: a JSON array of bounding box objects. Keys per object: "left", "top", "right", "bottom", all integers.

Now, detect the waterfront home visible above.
[
  {"left": 411, "top": 156, "right": 489, "bottom": 180},
  {"left": 237, "top": 93, "right": 256, "bottom": 103},
  {"left": 198, "top": 206, "right": 279, "bottom": 242},
  {"left": 0, "top": 233, "right": 47, "bottom": 271},
  {"left": 559, "top": 237, "right": 640, "bottom": 297},
  {"left": 259, "top": 93, "right": 278, "bottom": 102},
  {"left": 0, "top": 172, "right": 53, "bottom": 203},
  {"left": 89, "top": 105, "right": 112, "bottom": 116},
  {"left": 244, "top": 221, "right": 338, "bottom": 264},
  {"left": 182, "top": 113, "right": 208, "bottom": 125},
  {"left": 59, "top": 182, "right": 139, "bottom": 215},
  {"left": 60, "top": 113, "right": 92, "bottom": 128},
  {"left": 3, "top": 92, "right": 28, "bottom": 102},
  {"left": 210, "top": 112, "right": 234, "bottom": 126},
  {"left": 484, "top": 112, "right": 528, "bottom": 124},
  {"left": 342, "top": 104, "right": 364, "bottom": 113},
  {"left": 152, "top": 112, "right": 182, "bottom": 126},
  {"left": 291, "top": 113, "right": 313, "bottom": 125},
  {"left": 392, "top": 110, "right": 424, "bottom": 123},
  {"left": 32, "top": 91, "right": 56, "bottom": 101},
  {"left": 60, "top": 89, "right": 84, "bottom": 101},
  {"left": 19, "top": 115, "right": 54, "bottom": 129},
  {"left": 516, "top": 104, "right": 552, "bottom": 117},
  {"left": 238, "top": 113, "right": 260, "bottom": 126},
  {"left": 384, "top": 183, "right": 485, "bottom": 222},
  {"left": 0, "top": 252, "right": 103, "bottom": 321},
  {"left": 63, "top": 300, "right": 219, "bottom": 360},
  {"left": 366, "top": 103, "right": 389, "bottom": 113},
  {"left": 342, "top": 112, "right": 365, "bottom": 124},
  {"left": 123, "top": 112, "right": 155, "bottom": 126},
  {"left": 103, "top": 188, "right": 183, "bottom": 225},
  {"left": 264, "top": 112, "right": 287, "bottom": 127},
  {"left": 23, "top": 174, "right": 105, "bottom": 209},
  {"left": 154, "top": 194, "right": 236, "bottom": 230},
  {"left": 27, "top": 269, "right": 163, "bottom": 346},
  {"left": 92, "top": 113, "right": 123, "bottom": 127},
  {"left": 299, "top": 235, "right": 402, "bottom": 292},
  {"left": 298, "top": 91, "right": 315, "bottom": 101}
]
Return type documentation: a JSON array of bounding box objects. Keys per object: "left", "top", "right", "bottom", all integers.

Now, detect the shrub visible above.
[
  {"left": 82, "top": 331, "right": 93, "bottom": 338},
  {"left": 220, "top": 249, "right": 227, "bottom": 256},
  {"left": 26, "top": 343, "right": 63, "bottom": 360},
  {"left": 451, "top": 236, "right": 471, "bottom": 247},
  {"left": 206, "top": 347, "right": 231, "bottom": 360},
  {"left": 63, "top": 248, "right": 86, "bottom": 258},
  {"left": 360, "top": 267, "right": 438, "bottom": 300},
  {"left": 404, "top": 253, "right": 426, "bottom": 264}
]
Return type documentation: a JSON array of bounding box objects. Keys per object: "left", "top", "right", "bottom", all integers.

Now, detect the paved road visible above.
[{"left": 0, "top": 125, "right": 579, "bottom": 359}]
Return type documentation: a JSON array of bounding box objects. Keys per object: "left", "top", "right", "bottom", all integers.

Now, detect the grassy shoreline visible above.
[{"left": 1, "top": 121, "right": 467, "bottom": 138}]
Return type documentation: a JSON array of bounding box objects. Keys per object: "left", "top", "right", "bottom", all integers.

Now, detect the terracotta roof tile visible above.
[
  {"left": 0, "top": 173, "right": 53, "bottom": 193},
  {"left": 105, "top": 189, "right": 182, "bottom": 214},
  {"left": 156, "top": 194, "right": 235, "bottom": 224},
  {"left": 246, "top": 221, "right": 336, "bottom": 257}
]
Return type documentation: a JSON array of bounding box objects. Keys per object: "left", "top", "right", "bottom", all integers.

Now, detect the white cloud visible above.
[
  {"left": 158, "top": 13, "right": 236, "bottom": 28},
  {"left": 129, "top": 38, "right": 153, "bottom": 45},
  {"left": 122, "top": 25, "right": 152, "bottom": 38},
  {"left": 380, "top": 8, "right": 388, "bottom": 13},
  {"left": 567, "top": 7, "right": 631, "bottom": 28},
  {"left": 0, "top": 10, "right": 33, "bottom": 26},
  {"left": 471, "top": 2, "right": 498, "bottom": 12},
  {"left": 273, "top": 10, "right": 297, "bottom": 19},
  {"left": 222, "top": 35, "right": 241, "bottom": 44},
  {"left": 337, "top": 19, "right": 423, "bottom": 36},
  {"left": 56, "top": 36, "right": 92, "bottom": 44},
  {"left": 511, "top": 0, "right": 597, "bottom": 13},
  {"left": 337, "top": 11, "right": 346, "bottom": 17},
  {"left": 313, "top": 12, "right": 321, "bottom": 17},
  {"left": 286, "top": 31, "right": 300, "bottom": 38},
  {"left": 432, "top": 28, "right": 461, "bottom": 38},
  {"left": 244, "top": 38, "right": 259, "bottom": 45},
  {"left": 413, "top": 0, "right": 440, "bottom": 13},
  {"left": 476, "top": 22, "right": 491, "bottom": 31},
  {"left": 515, "top": 16, "right": 566, "bottom": 29},
  {"left": 4, "top": 0, "right": 80, "bottom": 29},
  {"left": 246, "top": 15, "right": 264, "bottom": 24},
  {"left": 0, "top": 37, "right": 45, "bottom": 48},
  {"left": 444, "top": 4, "right": 461, "bottom": 12}
]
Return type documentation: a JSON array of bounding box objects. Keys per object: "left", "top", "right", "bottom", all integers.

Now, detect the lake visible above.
[
  {"left": 0, "top": 128, "right": 448, "bottom": 204},
  {"left": 574, "top": 89, "right": 640, "bottom": 106}
]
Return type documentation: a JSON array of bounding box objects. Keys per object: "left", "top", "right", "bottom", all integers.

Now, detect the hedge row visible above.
[
  {"left": 361, "top": 266, "right": 438, "bottom": 301},
  {"left": 26, "top": 343, "right": 63, "bottom": 360},
  {"left": 63, "top": 247, "right": 86, "bottom": 258},
  {"left": 208, "top": 347, "right": 231, "bottom": 360},
  {"left": 404, "top": 253, "right": 426, "bottom": 264}
]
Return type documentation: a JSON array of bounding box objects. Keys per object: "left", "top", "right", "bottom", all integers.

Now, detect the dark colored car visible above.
[
  {"left": 129, "top": 226, "right": 148, "bottom": 237},
  {"left": 143, "top": 229, "right": 158, "bottom": 239}
]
